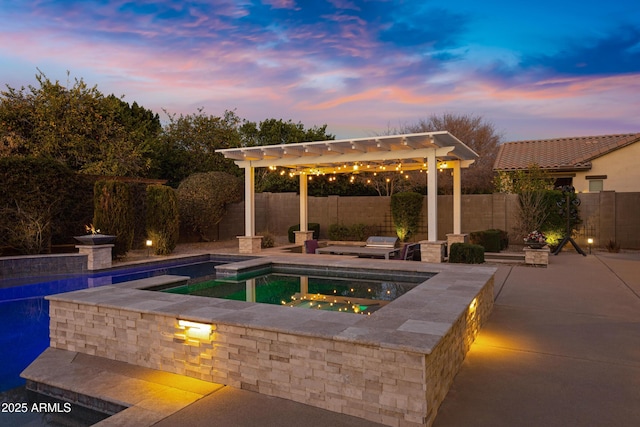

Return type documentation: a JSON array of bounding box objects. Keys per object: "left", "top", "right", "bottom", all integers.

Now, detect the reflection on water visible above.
[{"left": 166, "top": 272, "right": 423, "bottom": 315}]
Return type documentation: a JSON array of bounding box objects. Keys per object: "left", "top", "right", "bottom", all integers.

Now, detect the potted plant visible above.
[
  {"left": 73, "top": 224, "right": 116, "bottom": 245},
  {"left": 524, "top": 230, "right": 547, "bottom": 249}
]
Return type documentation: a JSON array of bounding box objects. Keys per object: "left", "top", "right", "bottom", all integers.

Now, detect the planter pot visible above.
[
  {"left": 73, "top": 234, "right": 116, "bottom": 245},
  {"left": 525, "top": 241, "right": 547, "bottom": 249}
]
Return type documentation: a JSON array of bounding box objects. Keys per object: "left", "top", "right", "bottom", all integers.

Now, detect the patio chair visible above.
[
  {"left": 396, "top": 243, "right": 418, "bottom": 260},
  {"left": 304, "top": 239, "right": 319, "bottom": 254}
]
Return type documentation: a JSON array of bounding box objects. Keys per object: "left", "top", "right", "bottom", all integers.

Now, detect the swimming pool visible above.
[
  {"left": 162, "top": 270, "right": 424, "bottom": 315},
  {"left": 0, "top": 255, "right": 248, "bottom": 392}
]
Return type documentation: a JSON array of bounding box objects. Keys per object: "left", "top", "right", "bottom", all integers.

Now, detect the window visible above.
[
  {"left": 588, "top": 179, "right": 603, "bottom": 192},
  {"left": 586, "top": 175, "right": 606, "bottom": 192}
]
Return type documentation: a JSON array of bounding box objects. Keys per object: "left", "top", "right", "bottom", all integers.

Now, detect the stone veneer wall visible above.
[
  {"left": 0, "top": 254, "right": 86, "bottom": 280},
  {"left": 48, "top": 278, "right": 493, "bottom": 427}
]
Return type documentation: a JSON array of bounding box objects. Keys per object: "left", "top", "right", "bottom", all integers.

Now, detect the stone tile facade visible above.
[
  {"left": 524, "top": 247, "right": 550, "bottom": 266},
  {"left": 45, "top": 257, "right": 495, "bottom": 427},
  {"left": 0, "top": 253, "right": 86, "bottom": 280}
]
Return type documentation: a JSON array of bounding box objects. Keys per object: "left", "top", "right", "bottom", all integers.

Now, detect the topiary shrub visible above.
[
  {"left": 288, "top": 223, "right": 320, "bottom": 243},
  {"left": 390, "top": 192, "right": 423, "bottom": 241},
  {"left": 449, "top": 243, "right": 485, "bottom": 264},
  {"left": 94, "top": 180, "right": 135, "bottom": 258},
  {"left": 146, "top": 185, "right": 180, "bottom": 255},
  {"left": 177, "top": 172, "right": 242, "bottom": 241}
]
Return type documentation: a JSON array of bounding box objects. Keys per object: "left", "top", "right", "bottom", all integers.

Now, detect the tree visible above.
[
  {"left": 176, "top": 172, "right": 243, "bottom": 241},
  {"left": 0, "top": 157, "right": 78, "bottom": 254},
  {"left": 0, "top": 70, "right": 155, "bottom": 176},
  {"left": 238, "top": 118, "right": 335, "bottom": 193},
  {"left": 152, "top": 109, "right": 242, "bottom": 186},
  {"left": 398, "top": 113, "right": 503, "bottom": 194}
]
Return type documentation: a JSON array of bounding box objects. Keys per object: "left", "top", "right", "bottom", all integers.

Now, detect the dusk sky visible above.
[{"left": 1, "top": 0, "right": 639, "bottom": 142}]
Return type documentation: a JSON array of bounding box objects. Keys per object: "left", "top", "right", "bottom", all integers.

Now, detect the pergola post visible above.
[
  {"left": 447, "top": 160, "right": 469, "bottom": 247},
  {"left": 295, "top": 173, "right": 314, "bottom": 246},
  {"left": 237, "top": 166, "right": 262, "bottom": 253},
  {"left": 421, "top": 150, "right": 446, "bottom": 262},
  {"left": 427, "top": 151, "right": 438, "bottom": 241}
]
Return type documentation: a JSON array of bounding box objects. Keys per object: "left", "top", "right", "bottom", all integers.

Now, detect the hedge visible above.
[
  {"left": 146, "top": 185, "right": 180, "bottom": 255},
  {"left": 328, "top": 223, "right": 378, "bottom": 241},
  {"left": 449, "top": 243, "right": 485, "bottom": 264},
  {"left": 94, "top": 180, "right": 135, "bottom": 258},
  {"left": 469, "top": 229, "right": 508, "bottom": 253}
]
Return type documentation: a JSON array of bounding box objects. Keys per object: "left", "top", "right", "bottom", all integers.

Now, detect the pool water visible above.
[
  {"left": 164, "top": 272, "right": 422, "bottom": 315},
  {"left": 0, "top": 257, "right": 242, "bottom": 393}
]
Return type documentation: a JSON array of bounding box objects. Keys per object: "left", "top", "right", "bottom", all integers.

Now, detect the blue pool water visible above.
[{"left": 0, "top": 256, "right": 243, "bottom": 392}]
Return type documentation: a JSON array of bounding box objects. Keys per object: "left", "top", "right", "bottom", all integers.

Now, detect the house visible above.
[{"left": 493, "top": 133, "right": 640, "bottom": 192}]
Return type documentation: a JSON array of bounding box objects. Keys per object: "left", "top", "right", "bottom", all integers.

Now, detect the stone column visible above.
[
  {"left": 76, "top": 244, "right": 114, "bottom": 270},
  {"left": 237, "top": 236, "right": 262, "bottom": 254},
  {"left": 447, "top": 233, "right": 469, "bottom": 248},
  {"left": 420, "top": 240, "right": 446, "bottom": 263},
  {"left": 524, "top": 246, "right": 550, "bottom": 267},
  {"left": 294, "top": 230, "right": 315, "bottom": 245}
]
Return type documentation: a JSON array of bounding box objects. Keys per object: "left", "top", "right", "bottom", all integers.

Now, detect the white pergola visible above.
[{"left": 216, "top": 131, "right": 479, "bottom": 253}]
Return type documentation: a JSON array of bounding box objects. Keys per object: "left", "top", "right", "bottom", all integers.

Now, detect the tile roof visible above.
[{"left": 493, "top": 133, "right": 640, "bottom": 171}]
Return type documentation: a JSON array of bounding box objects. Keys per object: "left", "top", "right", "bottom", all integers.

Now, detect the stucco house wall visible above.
[{"left": 574, "top": 141, "right": 640, "bottom": 193}]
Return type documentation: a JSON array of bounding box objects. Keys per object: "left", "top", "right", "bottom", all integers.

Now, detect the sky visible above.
[{"left": 0, "top": 0, "right": 639, "bottom": 142}]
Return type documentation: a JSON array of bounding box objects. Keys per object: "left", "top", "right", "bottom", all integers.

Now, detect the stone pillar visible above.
[
  {"left": 524, "top": 246, "right": 550, "bottom": 267},
  {"left": 237, "top": 236, "right": 262, "bottom": 254},
  {"left": 76, "top": 244, "right": 114, "bottom": 270},
  {"left": 447, "top": 233, "right": 468, "bottom": 247},
  {"left": 294, "top": 230, "right": 314, "bottom": 245},
  {"left": 420, "top": 240, "right": 446, "bottom": 263}
]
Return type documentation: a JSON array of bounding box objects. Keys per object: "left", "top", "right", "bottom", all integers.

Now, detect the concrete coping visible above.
[{"left": 46, "top": 255, "right": 496, "bottom": 355}]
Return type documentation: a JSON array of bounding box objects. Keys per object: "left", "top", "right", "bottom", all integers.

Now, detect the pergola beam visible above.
[{"left": 216, "top": 132, "right": 479, "bottom": 253}]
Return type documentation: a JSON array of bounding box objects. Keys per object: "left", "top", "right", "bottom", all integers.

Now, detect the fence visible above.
[{"left": 216, "top": 191, "right": 640, "bottom": 249}]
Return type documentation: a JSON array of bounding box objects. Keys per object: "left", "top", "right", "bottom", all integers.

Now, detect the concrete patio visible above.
[{"left": 20, "top": 245, "right": 640, "bottom": 426}]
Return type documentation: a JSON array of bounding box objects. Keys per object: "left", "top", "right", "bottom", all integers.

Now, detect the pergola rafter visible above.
[{"left": 216, "top": 132, "right": 479, "bottom": 255}]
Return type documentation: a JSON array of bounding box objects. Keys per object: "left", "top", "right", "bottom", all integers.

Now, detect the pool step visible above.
[{"left": 484, "top": 252, "right": 525, "bottom": 263}]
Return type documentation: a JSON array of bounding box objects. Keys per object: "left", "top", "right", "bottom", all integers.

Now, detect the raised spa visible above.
[
  {"left": 160, "top": 268, "right": 428, "bottom": 315},
  {"left": 25, "top": 256, "right": 496, "bottom": 427}
]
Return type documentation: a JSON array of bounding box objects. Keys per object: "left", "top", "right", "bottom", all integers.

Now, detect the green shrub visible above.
[
  {"left": 449, "top": 243, "right": 485, "bottom": 264},
  {"left": 130, "top": 182, "right": 150, "bottom": 249},
  {"left": 177, "top": 172, "right": 242, "bottom": 241},
  {"left": 470, "top": 229, "right": 507, "bottom": 252},
  {"left": 328, "top": 223, "right": 378, "bottom": 241},
  {"left": 0, "top": 157, "right": 80, "bottom": 254},
  {"left": 94, "top": 180, "right": 135, "bottom": 258},
  {"left": 146, "top": 185, "right": 180, "bottom": 255},
  {"left": 287, "top": 223, "right": 320, "bottom": 243},
  {"left": 390, "top": 192, "right": 423, "bottom": 241},
  {"left": 260, "top": 231, "right": 275, "bottom": 248}
]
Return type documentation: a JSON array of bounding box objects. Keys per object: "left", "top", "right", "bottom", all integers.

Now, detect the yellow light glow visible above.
[
  {"left": 146, "top": 240, "right": 153, "bottom": 247},
  {"left": 469, "top": 298, "right": 478, "bottom": 312},
  {"left": 587, "top": 238, "right": 594, "bottom": 244},
  {"left": 177, "top": 319, "right": 212, "bottom": 337}
]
